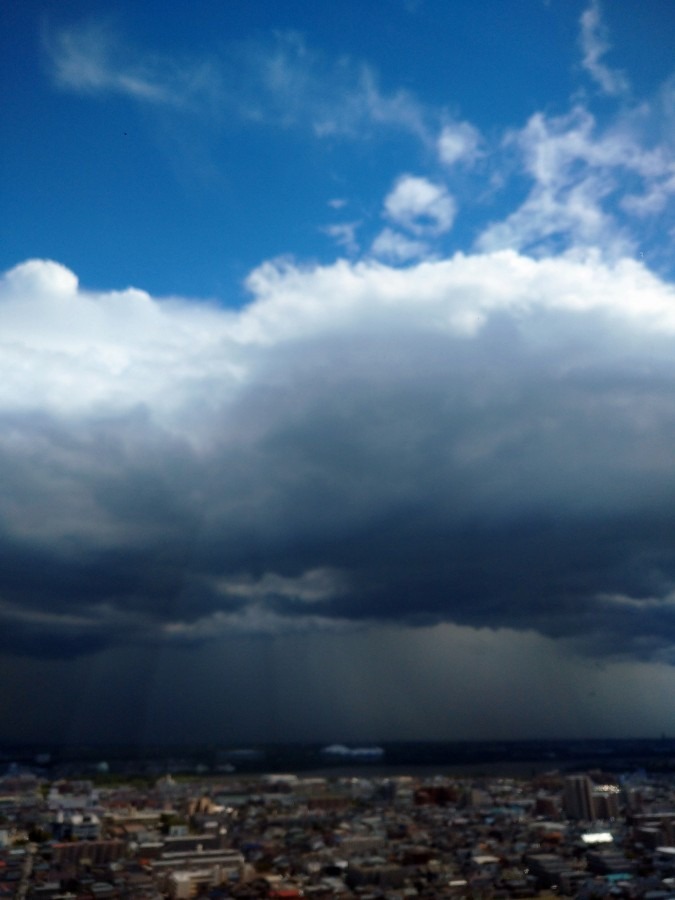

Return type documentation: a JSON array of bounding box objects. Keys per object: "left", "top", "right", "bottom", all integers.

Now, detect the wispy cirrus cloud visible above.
[
  {"left": 579, "top": 0, "right": 629, "bottom": 97},
  {"left": 44, "top": 21, "right": 437, "bottom": 145},
  {"left": 213, "top": 30, "right": 438, "bottom": 144},
  {"left": 44, "top": 19, "right": 222, "bottom": 110},
  {"left": 448, "top": 3, "right": 673, "bottom": 265},
  {"left": 42, "top": 5, "right": 675, "bottom": 270},
  {"left": 477, "top": 104, "right": 675, "bottom": 259}
]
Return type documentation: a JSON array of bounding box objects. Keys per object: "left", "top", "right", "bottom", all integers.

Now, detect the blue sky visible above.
[
  {"left": 3, "top": 0, "right": 675, "bottom": 298},
  {"left": 2, "top": 1, "right": 675, "bottom": 744}
]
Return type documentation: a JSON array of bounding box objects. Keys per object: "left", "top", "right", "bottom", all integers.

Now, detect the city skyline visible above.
[{"left": 2, "top": 0, "right": 675, "bottom": 744}]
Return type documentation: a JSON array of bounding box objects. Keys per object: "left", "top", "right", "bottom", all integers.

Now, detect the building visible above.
[
  {"left": 592, "top": 787, "right": 620, "bottom": 820},
  {"left": 51, "top": 811, "right": 101, "bottom": 841},
  {"left": 563, "top": 776, "right": 595, "bottom": 821}
]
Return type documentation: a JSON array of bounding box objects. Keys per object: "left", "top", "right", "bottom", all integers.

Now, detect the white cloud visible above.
[
  {"left": 45, "top": 20, "right": 221, "bottom": 109},
  {"left": 621, "top": 170, "right": 675, "bottom": 217},
  {"left": 579, "top": 1, "right": 629, "bottom": 96},
  {"left": 516, "top": 108, "right": 665, "bottom": 186},
  {"left": 4, "top": 250, "right": 675, "bottom": 403},
  {"left": 322, "top": 221, "right": 361, "bottom": 256},
  {"left": 438, "top": 121, "right": 481, "bottom": 166},
  {"left": 478, "top": 171, "right": 625, "bottom": 257},
  {"left": 237, "top": 32, "right": 433, "bottom": 142},
  {"left": 370, "top": 227, "right": 431, "bottom": 263},
  {"left": 477, "top": 106, "right": 675, "bottom": 256},
  {"left": 0, "top": 259, "right": 239, "bottom": 421},
  {"left": 45, "top": 22, "right": 439, "bottom": 147},
  {"left": 5, "top": 250, "right": 674, "bottom": 425},
  {"left": 240, "top": 249, "right": 675, "bottom": 343},
  {"left": 383, "top": 175, "right": 456, "bottom": 236}
]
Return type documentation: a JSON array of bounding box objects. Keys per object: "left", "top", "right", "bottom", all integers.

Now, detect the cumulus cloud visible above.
[
  {"left": 0, "top": 260, "right": 238, "bottom": 420},
  {"left": 383, "top": 175, "right": 456, "bottom": 236},
  {"left": 437, "top": 121, "right": 481, "bottom": 166},
  {"left": 3, "top": 253, "right": 675, "bottom": 664}
]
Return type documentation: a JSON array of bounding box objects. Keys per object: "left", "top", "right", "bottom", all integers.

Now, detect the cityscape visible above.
[
  {"left": 3, "top": 0, "right": 675, "bottom": 896},
  {"left": 3, "top": 742, "right": 675, "bottom": 898}
]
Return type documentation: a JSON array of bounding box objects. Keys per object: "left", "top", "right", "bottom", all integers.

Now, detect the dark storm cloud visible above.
[
  {"left": 200, "top": 324, "right": 675, "bottom": 661},
  {"left": 2, "top": 254, "right": 675, "bottom": 660}
]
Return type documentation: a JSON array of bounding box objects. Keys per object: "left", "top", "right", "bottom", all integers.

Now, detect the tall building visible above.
[
  {"left": 593, "top": 786, "right": 620, "bottom": 820},
  {"left": 563, "top": 775, "right": 595, "bottom": 820}
]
